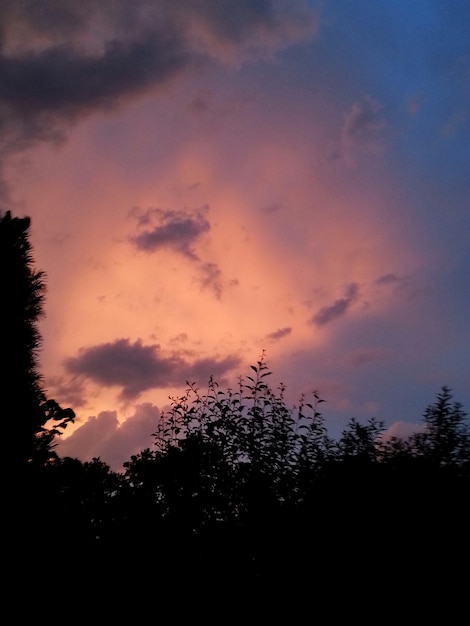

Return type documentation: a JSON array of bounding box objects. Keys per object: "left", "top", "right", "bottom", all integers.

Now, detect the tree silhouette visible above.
[
  {"left": 0, "top": 211, "right": 74, "bottom": 467},
  {"left": 411, "top": 385, "right": 470, "bottom": 472}
]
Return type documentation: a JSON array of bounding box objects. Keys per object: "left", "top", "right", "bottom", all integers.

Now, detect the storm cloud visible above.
[
  {"left": 0, "top": 0, "right": 317, "bottom": 168},
  {"left": 129, "top": 206, "right": 211, "bottom": 259},
  {"left": 310, "top": 283, "right": 360, "bottom": 327},
  {"left": 65, "top": 338, "right": 241, "bottom": 400}
]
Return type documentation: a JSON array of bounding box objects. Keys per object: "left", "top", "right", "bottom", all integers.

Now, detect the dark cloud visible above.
[
  {"left": 175, "top": 0, "right": 317, "bottom": 57},
  {"left": 65, "top": 338, "right": 241, "bottom": 400},
  {"left": 328, "top": 95, "right": 385, "bottom": 162},
  {"left": 342, "top": 348, "right": 389, "bottom": 368},
  {"left": 0, "top": 34, "right": 188, "bottom": 118},
  {"left": 130, "top": 205, "right": 227, "bottom": 299},
  {"left": 375, "top": 273, "right": 401, "bottom": 285},
  {"left": 375, "top": 273, "right": 417, "bottom": 299},
  {"left": 199, "top": 261, "right": 223, "bottom": 299},
  {"left": 0, "top": 34, "right": 190, "bottom": 176},
  {"left": 342, "top": 96, "right": 384, "bottom": 143},
  {"left": 47, "top": 373, "right": 88, "bottom": 410},
  {"left": 65, "top": 338, "right": 177, "bottom": 398},
  {"left": 0, "top": 1, "right": 317, "bottom": 53},
  {"left": 183, "top": 355, "right": 242, "bottom": 387},
  {"left": 310, "top": 283, "right": 359, "bottom": 326},
  {"left": 0, "top": 0, "right": 317, "bottom": 199},
  {"left": 261, "top": 202, "right": 283, "bottom": 214},
  {"left": 130, "top": 207, "right": 210, "bottom": 259},
  {"left": 267, "top": 327, "right": 292, "bottom": 341},
  {"left": 56, "top": 403, "right": 161, "bottom": 471},
  {"left": 186, "top": 0, "right": 278, "bottom": 43}
]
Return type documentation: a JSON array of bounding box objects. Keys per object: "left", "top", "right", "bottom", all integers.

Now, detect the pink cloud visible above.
[{"left": 56, "top": 402, "right": 161, "bottom": 471}]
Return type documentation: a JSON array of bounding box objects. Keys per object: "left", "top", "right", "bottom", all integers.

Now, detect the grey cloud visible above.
[
  {"left": 65, "top": 338, "right": 179, "bottom": 398},
  {"left": 47, "top": 373, "right": 88, "bottom": 410},
  {"left": 375, "top": 273, "right": 401, "bottom": 285},
  {"left": 0, "top": 0, "right": 316, "bottom": 167},
  {"left": 375, "top": 273, "right": 415, "bottom": 297},
  {"left": 65, "top": 338, "right": 241, "bottom": 400},
  {"left": 343, "top": 96, "right": 384, "bottom": 142},
  {"left": 184, "top": 355, "right": 242, "bottom": 386},
  {"left": 130, "top": 207, "right": 210, "bottom": 259},
  {"left": 0, "top": 34, "right": 188, "bottom": 118},
  {"left": 173, "top": 0, "right": 317, "bottom": 56},
  {"left": 185, "top": 0, "right": 281, "bottom": 43},
  {"left": 130, "top": 206, "right": 227, "bottom": 299},
  {"left": 329, "top": 95, "right": 385, "bottom": 162},
  {"left": 267, "top": 327, "right": 292, "bottom": 341},
  {"left": 0, "top": 28, "right": 190, "bottom": 173},
  {"left": 310, "top": 283, "right": 359, "bottom": 326},
  {"left": 261, "top": 202, "right": 283, "bottom": 214},
  {"left": 0, "top": 0, "right": 316, "bottom": 52},
  {"left": 0, "top": 1, "right": 108, "bottom": 44},
  {"left": 342, "top": 348, "right": 389, "bottom": 368},
  {"left": 199, "top": 261, "right": 223, "bottom": 299}
]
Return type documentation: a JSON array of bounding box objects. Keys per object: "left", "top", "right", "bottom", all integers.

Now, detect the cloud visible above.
[
  {"left": 129, "top": 206, "right": 211, "bottom": 260},
  {"left": 0, "top": 34, "right": 187, "bottom": 118},
  {"left": 267, "top": 327, "right": 292, "bottom": 341},
  {"left": 329, "top": 95, "right": 385, "bottom": 163},
  {"left": 129, "top": 206, "right": 227, "bottom": 299},
  {"left": 375, "top": 273, "right": 401, "bottom": 286},
  {"left": 0, "top": 34, "right": 190, "bottom": 179},
  {"left": 342, "top": 96, "right": 384, "bottom": 153},
  {"left": 342, "top": 96, "right": 384, "bottom": 143},
  {"left": 341, "top": 348, "right": 390, "bottom": 368},
  {"left": 380, "top": 420, "right": 425, "bottom": 442},
  {"left": 0, "top": 0, "right": 317, "bottom": 184},
  {"left": 261, "top": 202, "right": 284, "bottom": 215},
  {"left": 56, "top": 402, "right": 161, "bottom": 471},
  {"left": 47, "top": 374, "right": 89, "bottom": 410},
  {"left": 310, "top": 283, "right": 359, "bottom": 327},
  {"left": 173, "top": 0, "right": 318, "bottom": 63},
  {"left": 198, "top": 261, "right": 224, "bottom": 299},
  {"left": 65, "top": 338, "right": 241, "bottom": 400}
]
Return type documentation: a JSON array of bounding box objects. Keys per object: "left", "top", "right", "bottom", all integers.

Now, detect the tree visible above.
[
  {"left": 410, "top": 385, "right": 470, "bottom": 472},
  {"left": 0, "top": 210, "right": 74, "bottom": 467},
  {"left": 335, "top": 416, "right": 385, "bottom": 466}
]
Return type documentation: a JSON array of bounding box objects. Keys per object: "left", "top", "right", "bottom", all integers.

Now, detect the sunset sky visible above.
[{"left": 1, "top": 0, "right": 469, "bottom": 471}]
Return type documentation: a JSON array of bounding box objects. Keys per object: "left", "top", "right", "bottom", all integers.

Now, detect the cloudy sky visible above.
[{"left": 1, "top": 0, "right": 469, "bottom": 471}]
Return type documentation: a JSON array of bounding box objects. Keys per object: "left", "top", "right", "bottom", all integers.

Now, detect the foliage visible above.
[
  {"left": 144, "top": 354, "right": 334, "bottom": 505},
  {"left": 0, "top": 210, "right": 74, "bottom": 467},
  {"left": 336, "top": 416, "right": 385, "bottom": 463},
  {"left": 410, "top": 385, "right": 470, "bottom": 470}
]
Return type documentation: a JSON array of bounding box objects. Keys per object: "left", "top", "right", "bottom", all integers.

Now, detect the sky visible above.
[{"left": 1, "top": 0, "right": 469, "bottom": 472}]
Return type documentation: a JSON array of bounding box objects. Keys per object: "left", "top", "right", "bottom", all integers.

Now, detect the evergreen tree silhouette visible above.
[{"left": 0, "top": 210, "right": 74, "bottom": 468}]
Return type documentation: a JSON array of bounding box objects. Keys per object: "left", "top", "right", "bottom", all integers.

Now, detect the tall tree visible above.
[
  {"left": 0, "top": 210, "right": 74, "bottom": 467},
  {"left": 411, "top": 385, "right": 470, "bottom": 471}
]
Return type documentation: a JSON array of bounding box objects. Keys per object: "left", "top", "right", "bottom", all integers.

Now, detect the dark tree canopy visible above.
[{"left": 0, "top": 210, "right": 74, "bottom": 467}]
